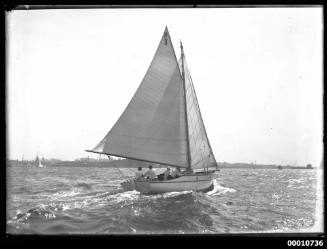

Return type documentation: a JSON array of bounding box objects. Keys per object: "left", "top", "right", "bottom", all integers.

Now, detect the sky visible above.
[{"left": 6, "top": 7, "right": 323, "bottom": 166}]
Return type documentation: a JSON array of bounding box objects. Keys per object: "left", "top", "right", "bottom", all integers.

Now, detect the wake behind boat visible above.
[{"left": 87, "top": 27, "right": 218, "bottom": 194}]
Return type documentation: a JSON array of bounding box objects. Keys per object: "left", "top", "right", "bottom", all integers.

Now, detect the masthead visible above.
[{"left": 180, "top": 41, "right": 184, "bottom": 56}]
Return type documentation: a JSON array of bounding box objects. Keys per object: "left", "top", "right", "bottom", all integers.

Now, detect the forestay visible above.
[
  {"left": 88, "top": 27, "right": 217, "bottom": 170},
  {"left": 91, "top": 27, "right": 188, "bottom": 168}
]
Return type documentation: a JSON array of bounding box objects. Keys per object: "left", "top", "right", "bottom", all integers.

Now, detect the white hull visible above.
[{"left": 121, "top": 173, "right": 214, "bottom": 195}]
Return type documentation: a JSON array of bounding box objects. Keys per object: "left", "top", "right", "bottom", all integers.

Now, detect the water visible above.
[{"left": 6, "top": 165, "right": 323, "bottom": 234}]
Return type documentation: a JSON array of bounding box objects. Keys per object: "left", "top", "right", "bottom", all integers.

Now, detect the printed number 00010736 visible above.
[{"left": 287, "top": 240, "right": 323, "bottom": 247}]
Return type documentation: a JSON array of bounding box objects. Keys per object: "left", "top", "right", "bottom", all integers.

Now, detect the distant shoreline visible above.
[{"left": 7, "top": 159, "right": 316, "bottom": 169}]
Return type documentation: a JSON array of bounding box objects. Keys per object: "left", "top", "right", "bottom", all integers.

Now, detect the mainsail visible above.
[
  {"left": 179, "top": 52, "right": 217, "bottom": 169},
  {"left": 88, "top": 27, "right": 217, "bottom": 169}
]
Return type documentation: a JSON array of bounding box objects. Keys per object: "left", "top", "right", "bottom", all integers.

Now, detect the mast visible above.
[
  {"left": 188, "top": 71, "right": 218, "bottom": 170},
  {"left": 88, "top": 27, "right": 196, "bottom": 169},
  {"left": 180, "top": 41, "right": 192, "bottom": 170}
]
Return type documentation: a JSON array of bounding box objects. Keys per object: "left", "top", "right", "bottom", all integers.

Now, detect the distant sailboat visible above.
[
  {"left": 35, "top": 155, "right": 44, "bottom": 168},
  {"left": 87, "top": 27, "right": 218, "bottom": 194}
]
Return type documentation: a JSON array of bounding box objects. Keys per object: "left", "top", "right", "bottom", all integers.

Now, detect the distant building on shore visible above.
[{"left": 306, "top": 164, "right": 313, "bottom": 169}]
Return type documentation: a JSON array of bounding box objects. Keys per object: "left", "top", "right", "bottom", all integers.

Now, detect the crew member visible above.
[
  {"left": 135, "top": 166, "right": 143, "bottom": 180},
  {"left": 143, "top": 165, "right": 157, "bottom": 180},
  {"left": 171, "top": 167, "right": 181, "bottom": 178},
  {"left": 163, "top": 167, "right": 171, "bottom": 180}
]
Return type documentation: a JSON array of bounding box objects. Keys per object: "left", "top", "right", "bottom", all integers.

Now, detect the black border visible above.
[{"left": 1, "top": 3, "right": 325, "bottom": 249}]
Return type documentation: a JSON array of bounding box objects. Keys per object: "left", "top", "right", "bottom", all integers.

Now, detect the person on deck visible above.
[
  {"left": 171, "top": 167, "right": 181, "bottom": 178},
  {"left": 135, "top": 167, "right": 144, "bottom": 180},
  {"left": 163, "top": 167, "right": 171, "bottom": 180},
  {"left": 143, "top": 165, "right": 157, "bottom": 180}
]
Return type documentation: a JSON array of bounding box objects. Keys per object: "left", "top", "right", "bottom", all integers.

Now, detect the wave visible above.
[
  {"left": 8, "top": 180, "right": 237, "bottom": 228},
  {"left": 15, "top": 182, "right": 96, "bottom": 200},
  {"left": 32, "top": 188, "right": 65, "bottom": 195},
  {"left": 45, "top": 182, "right": 101, "bottom": 201},
  {"left": 16, "top": 186, "right": 31, "bottom": 194},
  {"left": 240, "top": 172, "right": 259, "bottom": 177},
  {"left": 8, "top": 205, "right": 57, "bottom": 225},
  {"left": 50, "top": 189, "right": 82, "bottom": 200},
  {"left": 8, "top": 182, "right": 236, "bottom": 234},
  {"left": 42, "top": 223, "right": 76, "bottom": 234},
  {"left": 286, "top": 177, "right": 309, "bottom": 188},
  {"left": 287, "top": 178, "right": 306, "bottom": 184},
  {"left": 206, "top": 179, "right": 236, "bottom": 196},
  {"left": 74, "top": 182, "right": 93, "bottom": 190}
]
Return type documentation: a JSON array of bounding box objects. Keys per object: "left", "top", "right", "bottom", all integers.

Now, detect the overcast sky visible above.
[{"left": 7, "top": 7, "right": 323, "bottom": 166}]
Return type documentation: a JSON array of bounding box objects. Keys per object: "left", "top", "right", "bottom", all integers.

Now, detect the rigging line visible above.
[
  {"left": 173, "top": 43, "right": 190, "bottom": 168},
  {"left": 112, "top": 159, "right": 127, "bottom": 178},
  {"left": 185, "top": 61, "right": 210, "bottom": 167},
  {"left": 92, "top": 30, "right": 171, "bottom": 152},
  {"left": 191, "top": 90, "right": 206, "bottom": 163},
  {"left": 184, "top": 60, "right": 206, "bottom": 166},
  {"left": 187, "top": 65, "right": 217, "bottom": 165}
]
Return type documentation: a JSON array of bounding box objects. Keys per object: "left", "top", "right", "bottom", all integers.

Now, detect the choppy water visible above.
[{"left": 6, "top": 165, "right": 323, "bottom": 234}]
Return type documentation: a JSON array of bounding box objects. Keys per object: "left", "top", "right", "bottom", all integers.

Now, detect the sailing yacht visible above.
[
  {"left": 87, "top": 27, "right": 218, "bottom": 194},
  {"left": 35, "top": 155, "right": 44, "bottom": 168}
]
